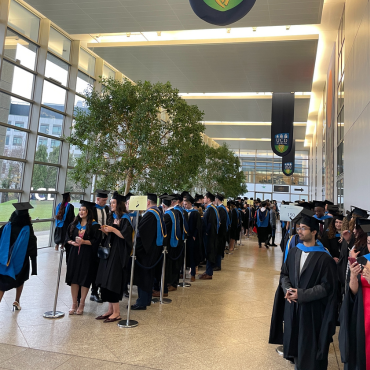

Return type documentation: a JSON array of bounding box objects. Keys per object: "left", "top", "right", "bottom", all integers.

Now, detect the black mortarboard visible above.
[
  {"left": 62, "top": 192, "right": 70, "bottom": 197},
  {"left": 292, "top": 208, "right": 314, "bottom": 224},
  {"left": 360, "top": 224, "right": 370, "bottom": 236},
  {"left": 313, "top": 200, "right": 326, "bottom": 209},
  {"left": 147, "top": 193, "right": 157, "bottom": 203},
  {"left": 215, "top": 193, "right": 225, "bottom": 201},
  {"left": 205, "top": 191, "right": 215, "bottom": 202},
  {"left": 194, "top": 194, "right": 203, "bottom": 201},
  {"left": 170, "top": 193, "right": 182, "bottom": 201},
  {"left": 352, "top": 207, "right": 369, "bottom": 219},
  {"left": 328, "top": 204, "right": 339, "bottom": 212},
  {"left": 95, "top": 189, "right": 109, "bottom": 198},
  {"left": 125, "top": 192, "right": 134, "bottom": 200},
  {"left": 300, "top": 215, "right": 323, "bottom": 232},
  {"left": 181, "top": 191, "right": 190, "bottom": 199},
  {"left": 159, "top": 193, "right": 168, "bottom": 199},
  {"left": 112, "top": 191, "right": 126, "bottom": 203},
  {"left": 356, "top": 218, "right": 370, "bottom": 228},
  {"left": 162, "top": 196, "right": 175, "bottom": 207},
  {"left": 13, "top": 202, "right": 33, "bottom": 211},
  {"left": 256, "top": 198, "right": 261, "bottom": 202},
  {"left": 299, "top": 202, "right": 313, "bottom": 210},
  {"left": 80, "top": 200, "right": 96, "bottom": 210},
  {"left": 184, "top": 193, "right": 195, "bottom": 204},
  {"left": 325, "top": 200, "right": 334, "bottom": 205},
  {"left": 334, "top": 214, "right": 345, "bottom": 221}
]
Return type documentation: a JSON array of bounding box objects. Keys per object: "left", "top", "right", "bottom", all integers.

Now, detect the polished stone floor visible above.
[{"left": 0, "top": 232, "right": 342, "bottom": 370}]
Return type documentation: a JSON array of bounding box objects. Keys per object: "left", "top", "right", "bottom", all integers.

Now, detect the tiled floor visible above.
[{"left": 0, "top": 232, "right": 342, "bottom": 370}]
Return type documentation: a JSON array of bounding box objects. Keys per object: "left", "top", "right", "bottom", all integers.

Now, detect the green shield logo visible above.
[{"left": 203, "top": 0, "right": 244, "bottom": 11}]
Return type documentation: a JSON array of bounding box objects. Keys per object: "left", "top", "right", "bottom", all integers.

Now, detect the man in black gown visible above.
[
  {"left": 214, "top": 193, "right": 228, "bottom": 271},
  {"left": 280, "top": 215, "right": 337, "bottom": 370},
  {"left": 199, "top": 192, "right": 219, "bottom": 280},
  {"left": 133, "top": 194, "right": 166, "bottom": 310},
  {"left": 91, "top": 189, "right": 110, "bottom": 303}
]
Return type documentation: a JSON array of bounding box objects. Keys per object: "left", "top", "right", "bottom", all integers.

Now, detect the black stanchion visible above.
[
  {"left": 152, "top": 246, "right": 172, "bottom": 304},
  {"left": 178, "top": 239, "right": 190, "bottom": 288},
  {"left": 43, "top": 245, "right": 65, "bottom": 319},
  {"left": 118, "top": 210, "right": 140, "bottom": 328}
]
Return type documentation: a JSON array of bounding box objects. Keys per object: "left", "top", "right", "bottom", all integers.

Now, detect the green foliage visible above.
[
  {"left": 67, "top": 78, "right": 205, "bottom": 194},
  {"left": 32, "top": 145, "right": 59, "bottom": 190},
  {"left": 193, "top": 143, "right": 247, "bottom": 198}
]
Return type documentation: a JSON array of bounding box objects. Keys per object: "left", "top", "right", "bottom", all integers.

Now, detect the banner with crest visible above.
[
  {"left": 271, "top": 93, "right": 294, "bottom": 157},
  {"left": 282, "top": 139, "right": 295, "bottom": 176}
]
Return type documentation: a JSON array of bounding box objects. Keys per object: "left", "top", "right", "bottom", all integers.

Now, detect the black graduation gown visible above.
[
  {"left": 230, "top": 208, "right": 239, "bottom": 240},
  {"left": 0, "top": 222, "right": 37, "bottom": 292},
  {"left": 95, "top": 218, "right": 133, "bottom": 299},
  {"left": 203, "top": 205, "right": 218, "bottom": 264},
  {"left": 54, "top": 203, "right": 75, "bottom": 245},
  {"left": 337, "top": 236, "right": 355, "bottom": 293},
  {"left": 217, "top": 206, "right": 228, "bottom": 256},
  {"left": 327, "top": 235, "right": 341, "bottom": 259},
  {"left": 339, "top": 275, "right": 367, "bottom": 370},
  {"left": 186, "top": 210, "right": 202, "bottom": 267},
  {"left": 281, "top": 246, "right": 337, "bottom": 370},
  {"left": 133, "top": 210, "right": 163, "bottom": 293},
  {"left": 173, "top": 208, "right": 185, "bottom": 271},
  {"left": 65, "top": 223, "right": 102, "bottom": 288}
]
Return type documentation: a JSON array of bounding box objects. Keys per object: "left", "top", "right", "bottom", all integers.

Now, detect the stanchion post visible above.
[
  {"left": 179, "top": 239, "right": 190, "bottom": 288},
  {"left": 118, "top": 210, "right": 140, "bottom": 328},
  {"left": 43, "top": 245, "right": 65, "bottom": 319},
  {"left": 152, "top": 246, "right": 172, "bottom": 304}
]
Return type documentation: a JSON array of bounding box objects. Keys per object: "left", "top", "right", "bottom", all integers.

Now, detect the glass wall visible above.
[
  {"left": 0, "top": 0, "right": 119, "bottom": 247},
  {"left": 237, "top": 149, "right": 309, "bottom": 204}
]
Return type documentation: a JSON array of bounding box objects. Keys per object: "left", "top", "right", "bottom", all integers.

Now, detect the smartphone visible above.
[{"left": 348, "top": 257, "right": 357, "bottom": 265}]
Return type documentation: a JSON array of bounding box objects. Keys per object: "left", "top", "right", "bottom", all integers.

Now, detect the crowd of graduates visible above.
[{"left": 1, "top": 192, "right": 370, "bottom": 369}]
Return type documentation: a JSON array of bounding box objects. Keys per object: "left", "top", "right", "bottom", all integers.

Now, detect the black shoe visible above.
[
  {"left": 130, "top": 304, "right": 147, "bottom": 310},
  {"left": 265, "top": 245, "right": 269, "bottom": 249},
  {"left": 271, "top": 243, "right": 278, "bottom": 247},
  {"left": 90, "top": 294, "right": 103, "bottom": 303},
  {"left": 213, "top": 267, "right": 221, "bottom": 271}
]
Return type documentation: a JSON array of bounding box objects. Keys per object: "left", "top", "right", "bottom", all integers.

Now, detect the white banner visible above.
[{"left": 279, "top": 205, "right": 303, "bottom": 221}]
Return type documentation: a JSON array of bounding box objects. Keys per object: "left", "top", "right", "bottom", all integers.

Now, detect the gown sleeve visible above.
[
  {"left": 28, "top": 225, "right": 38, "bottom": 275},
  {"left": 120, "top": 218, "right": 133, "bottom": 250},
  {"left": 87, "top": 223, "right": 102, "bottom": 247}
]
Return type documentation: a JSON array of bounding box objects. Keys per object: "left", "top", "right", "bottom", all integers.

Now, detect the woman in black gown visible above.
[
  {"left": 0, "top": 202, "right": 37, "bottom": 311},
  {"left": 95, "top": 192, "right": 133, "bottom": 323},
  {"left": 65, "top": 200, "right": 101, "bottom": 315},
  {"left": 54, "top": 192, "right": 75, "bottom": 253}
]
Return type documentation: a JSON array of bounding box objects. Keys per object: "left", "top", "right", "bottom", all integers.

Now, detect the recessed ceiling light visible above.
[
  {"left": 126, "top": 32, "right": 131, "bottom": 38},
  {"left": 227, "top": 28, "right": 231, "bottom": 33},
  {"left": 286, "top": 26, "right": 291, "bottom": 31},
  {"left": 157, "top": 31, "right": 161, "bottom": 36}
]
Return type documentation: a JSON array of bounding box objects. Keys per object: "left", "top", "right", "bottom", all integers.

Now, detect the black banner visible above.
[
  {"left": 271, "top": 93, "right": 294, "bottom": 157},
  {"left": 282, "top": 139, "right": 295, "bottom": 176},
  {"left": 273, "top": 185, "right": 289, "bottom": 193},
  {"left": 189, "top": 0, "right": 256, "bottom": 26}
]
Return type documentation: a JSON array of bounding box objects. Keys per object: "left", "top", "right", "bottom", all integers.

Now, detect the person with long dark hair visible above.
[
  {"left": 54, "top": 192, "right": 75, "bottom": 253},
  {"left": 65, "top": 200, "right": 101, "bottom": 315},
  {"left": 326, "top": 215, "right": 344, "bottom": 260},
  {"left": 95, "top": 192, "right": 133, "bottom": 323},
  {"left": 0, "top": 203, "right": 37, "bottom": 311}
]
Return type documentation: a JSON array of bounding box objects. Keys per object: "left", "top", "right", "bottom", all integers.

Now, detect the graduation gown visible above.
[
  {"left": 327, "top": 235, "right": 341, "bottom": 259},
  {"left": 337, "top": 236, "right": 355, "bottom": 293},
  {"left": 65, "top": 223, "right": 102, "bottom": 288},
  {"left": 217, "top": 206, "right": 228, "bottom": 256},
  {"left": 186, "top": 210, "right": 202, "bottom": 267},
  {"left": 339, "top": 275, "right": 368, "bottom": 370},
  {"left": 281, "top": 246, "right": 337, "bottom": 370},
  {"left": 230, "top": 208, "right": 239, "bottom": 240},
  {"left": 54, "top": 203, "right": 75, "bottom": 245},
  {"left": 203, "top": 205, "right": 218, "bottom": 264},
  {"left": 0, "top": 221, "right": 37, "bottom": 292},
  {"left": 95, "top": 218, "right": 133, "bottom": 299},
  {"left": 133, "top": 209, "right": 164, "bottom": 293}
]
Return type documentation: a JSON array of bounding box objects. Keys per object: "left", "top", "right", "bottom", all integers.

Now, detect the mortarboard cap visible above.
[
  {"left": 13, "top": 202, "right": 33, "bottom": 211},
  {"left": 215, "top": 193, "right": 225, "bottom": 201},
  {"left": 325, "top": 200, "right": 334, "bottom": 206},
  {"left": 356, "top": 218, "right": 370, "bottom": 228},
  {"left": 180, "top": 191, "right": 190, "bottom": 199},
  {"left": 360, "top": 224, "right": 370, "bottom": 236},
  {"left": 184, "top": 193, "right": 195, "bottom": 204},
  {"left": 352, "top": 207, "right": 369, "bottom": 219},
  {"left": 205, "top": 191, "right": 215, "bottom": 202},
  {"left": 125, "top": 192, "right": 134, "bottom": 200},
  {"left": 80, "top": 200, "right": 96, "bottom": 210},
  {"left": 162, "top": 195, "right": 175, "bottom": 207},
  {"left": 159, "top": 193, "right": 168, "bottom": 199},
  {"left": 112, "top": 191, "right": 126, "bottom": 203},
  {"left": 194, "top": 194, "right": 203, "bottom": 202},
  {"left": 147, "top": 193, "right": 157, "bottom": 203},
  {"left": 334, "top": 214, "right": 345, "bottom": 221},
  {"left": 299, "top": 215, "right": 323, "bottom": 232},
  {"left": 62, "top": 192, "right": 70, "bottom": 197},
  {"left": 95, "top": 189, "right": 109, "bottom": 198},
  {"left": 169, "top": 193, "right": 182, "bottom": 201},
  {"left": 313, "top": 200, "right": 326, "bottom": 209}
]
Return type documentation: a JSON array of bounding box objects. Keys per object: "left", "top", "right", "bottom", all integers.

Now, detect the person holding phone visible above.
[
  {"left": 280, "top": 215, "right": 337, "bottom": 370},
  {"left": 65, "top": 201, "right": 102, "bottom": 315},
  {"left": 339, "top": 220, "right": 370, "bottom": 370}
]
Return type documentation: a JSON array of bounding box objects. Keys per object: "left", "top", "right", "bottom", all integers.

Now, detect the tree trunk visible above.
[{"left": 124, "top": 172, "right": 132, "bottom": 195}]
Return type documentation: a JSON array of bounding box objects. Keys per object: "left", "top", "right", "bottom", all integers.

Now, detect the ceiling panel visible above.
[
  {"left": 91, "top": 40, "right": 318, "bottom": 93},
  {"left": 26, "top": 0, "right": 324, "bottom": 34},
  {"left": 191, "top": 98, "right": 310, "bottom": 122}
]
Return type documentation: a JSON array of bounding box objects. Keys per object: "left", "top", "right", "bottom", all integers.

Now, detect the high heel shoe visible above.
[
  {"left": 12, "top": 301, "right": 21, "bottom": 311},
  {"left": 69, "top": 302, "right": 77, "bottom": 315},
  {"left": 75, "top": 303, "right": 85, "bottom": 315}
]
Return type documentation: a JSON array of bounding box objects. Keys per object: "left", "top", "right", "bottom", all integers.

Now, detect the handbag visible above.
[{"left": 97, "top": 234, "right": 111, "bottom": 260}]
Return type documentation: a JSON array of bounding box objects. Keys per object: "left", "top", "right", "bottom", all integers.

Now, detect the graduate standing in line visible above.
[
  {"left": 214, "top": 193, "right": 229, "bottom": 271},
  {"left": 280, "top": 215, "right": 337, "bottom": 370},
  {"left": 256, "top": 201, "right": 270, "bottom": 249},
  {"left": 0, "top": 203, "right": 37, "bottom": 311},
  {"left": 54, "top": 192, "right": 75, "bottom": 252},
  {"left": 199, "top": 192, "right": 219, "bottom": 280}
]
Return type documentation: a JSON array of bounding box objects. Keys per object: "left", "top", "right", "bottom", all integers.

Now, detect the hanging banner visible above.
[
  {"left": 189, "top": 0, "right": 256, "bottom": 26},
  {"left": 282, "top": 139, "right": 295, "bottom": 176},
  {"left": 271, "top": 93, "right": 294, "bottom": 157}
]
